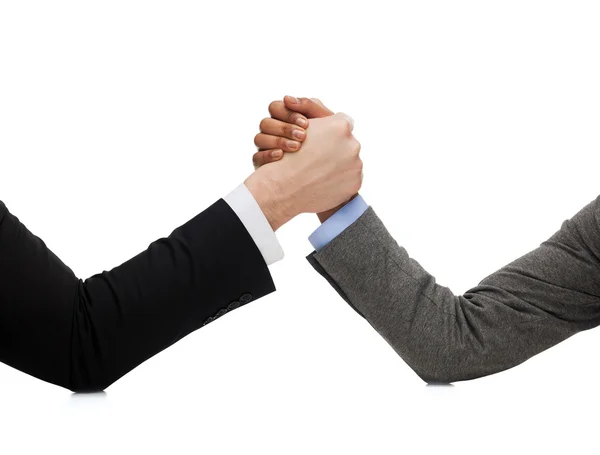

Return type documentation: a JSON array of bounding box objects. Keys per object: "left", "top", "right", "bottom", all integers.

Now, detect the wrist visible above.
[
  {"left": 244, "top": 169, "right": 295, "bottom": 231},
  {"left": 317, "top": 193, "right": 359, "bottom": 224}
]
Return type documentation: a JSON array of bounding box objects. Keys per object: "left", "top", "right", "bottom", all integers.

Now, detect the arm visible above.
[
  {"left": 307, "top": 199, "right": 600, "bottom": 383},
  {"left": 0, "top": 111, "right": 362, "bottom": 392},
  {"left": 250, "top": 97, "right": 600, "bottom": 382},
  {"left": 0, "top": 197, "right": 275, "bottom": 392}
]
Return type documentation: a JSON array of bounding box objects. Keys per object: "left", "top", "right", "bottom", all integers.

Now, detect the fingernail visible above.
[
  {"left": 286, "top": 96, "right": 299, "bottom": 104},
  {"left": 272, "top": 150, "right": 283, "bottom": 159},
  {"left": 292, "top": 129, "right": 306, "bottom": 140},
  {"left": 296, "top": 117, "right": 308, "bottom": 127},
  {"left": 287, "top": 140, "right": 299, "bottom": 150}
]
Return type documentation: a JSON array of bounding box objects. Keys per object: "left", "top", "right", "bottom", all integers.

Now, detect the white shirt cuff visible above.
[{"left": 224, "top": 183, "right": 284, "bottom": 266}]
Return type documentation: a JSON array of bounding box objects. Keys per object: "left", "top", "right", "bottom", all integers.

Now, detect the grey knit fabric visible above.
[{"left": 307, "top": 197, "right": 600, "bottom": 383}]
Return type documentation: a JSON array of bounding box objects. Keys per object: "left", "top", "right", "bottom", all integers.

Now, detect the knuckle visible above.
[
  {"left": 268, "top": 101, "right": 282, "bottom": 116},
  {"left": 356, "top": 157, "right": 364, "bottom": 171},
  {"left": 343, "top": 119, "right": 353, "bottom": 135},
  {"left": 335, "top": 115, "right": 352, "bottom": 135},
  {"left": 346, "top": 138, "right": 360, "bottom": 156},
  {"left": 285, "top": 110, "right": 296, "bottom": 123},
  {"left": 283, "top": 123, "right": 293, "bottom": 137},
  {"left": 253, "top": 134, "right": 262, "bottom": 147},
  {"left": 277, "top": 137, "right": 288, "bottom": 149}
]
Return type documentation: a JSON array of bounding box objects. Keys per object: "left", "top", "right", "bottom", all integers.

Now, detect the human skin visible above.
[
  {"left": 252, "top": 96, "right": 359, "bottom": 223},
  {"left": 244, "top": 111, "right": 363, "bottom": 231}
]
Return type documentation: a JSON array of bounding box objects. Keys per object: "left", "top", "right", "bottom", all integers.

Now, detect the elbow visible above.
[
  {"left": 63, "top": 367, "right": 114, "bottom": 393},
  {"left": 412, "top": 367, "right": 465, "bottom": 385},
  {"left": 66, "top": 281, "right": 119, "bottom": 393},
  {"left": 409, "top": 361, "right": 463, "bottom": 385},
  {"left": 401, "top": 340, "right": 494, "bottom": 385},
  {"left": 67, "top": 379, "right": 111, "bottom": 394},
  {"left": 45, "top": 366, "right": 113, "bottom": 393}
]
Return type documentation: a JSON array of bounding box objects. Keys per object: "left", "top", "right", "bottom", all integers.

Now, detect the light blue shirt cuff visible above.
[{"left": 308, "top": 195, "right": 369, "bottom": 251}]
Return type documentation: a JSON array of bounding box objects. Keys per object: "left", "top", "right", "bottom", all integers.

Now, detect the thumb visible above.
[{"left": 283, "top": 96, "right": 335, "bottom": 119}]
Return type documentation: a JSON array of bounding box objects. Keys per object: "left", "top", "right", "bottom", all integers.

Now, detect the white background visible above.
[{"left": 1, "top": 1, "right": 600, "bottom": 454}]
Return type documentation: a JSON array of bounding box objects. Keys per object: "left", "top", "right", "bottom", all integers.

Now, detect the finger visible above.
[
  {"left": 268, "top": 100, "right": 309, "bottom": 128},
  {"left": 252, "top": 149, "right": 283, "bottom": 169},
  {"left": 259, "top": 118, "right": 307, "bottom": 142},
  {"left": 283, "top": 96, "right": 334, "bottom": 118},
  {"left": 254, "top": 133, "right": 301, "bottom": 152}
]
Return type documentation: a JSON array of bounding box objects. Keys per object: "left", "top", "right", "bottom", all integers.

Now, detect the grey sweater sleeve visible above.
[{"left": 307, "top": 198, "right": 600, "bottom": 383}]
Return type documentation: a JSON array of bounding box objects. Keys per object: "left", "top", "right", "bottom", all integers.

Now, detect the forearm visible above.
[{"left": 75, "top": 199, "right": 275, "bottom": 390}]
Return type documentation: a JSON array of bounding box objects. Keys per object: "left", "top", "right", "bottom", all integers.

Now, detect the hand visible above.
[
  {"left": 252, "top": 96, "right": 333, "bottom": 168},
  {"left": 244, "top": 112, "right": 363, "bottom": 231},
  {"left": 251, "top": 97, "right": 314, "bottom": 168},
  {"left": 253, "top": 96, "right": 359, "bottom": 223}
]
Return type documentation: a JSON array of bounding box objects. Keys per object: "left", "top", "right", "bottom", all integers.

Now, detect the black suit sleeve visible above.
[{"left": 0, "top": 199, "right": 275, "bottom": 392}]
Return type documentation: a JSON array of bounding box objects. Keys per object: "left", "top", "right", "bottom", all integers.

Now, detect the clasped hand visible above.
[{"left": 244, "top": 96, "right": 363, "bottom": 230}]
